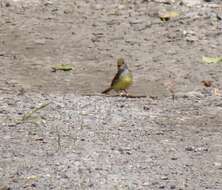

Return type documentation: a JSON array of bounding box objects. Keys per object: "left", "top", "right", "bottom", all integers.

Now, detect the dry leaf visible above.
[
  {"left": 213, "top": 88, "right": 221, "bottom": 96},
  {"left": 26, "top": 175, "right": 38, "bottom": 180},
  {"left": 159, "top": 11, "right": 179, "bottom": 21},
  {"left": 201, "top": 80, "right": 212, "bottom": 87},
  {"left": 202, "top": 56, "right": 222, "bottom": 64}
]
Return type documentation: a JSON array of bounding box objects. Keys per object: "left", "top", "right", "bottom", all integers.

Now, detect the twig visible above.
[
  {"left": 14, "top": 102, "right": 50, "bottom": 125},
  {"left": 21, "top": 102, "right": 50, "bottom": 121},
  {"left": 55, "top": 125, "right": 61, "bottom": 152}
]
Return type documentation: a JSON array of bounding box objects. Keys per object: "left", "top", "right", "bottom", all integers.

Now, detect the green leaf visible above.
[
  {"left": 51, "top": 64, "right": 73, "bottom": 72},
  {"left": 202, "top": 56, "right": 222, "bottom": 64}
]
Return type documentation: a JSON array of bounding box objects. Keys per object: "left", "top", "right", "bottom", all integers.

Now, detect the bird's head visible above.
[{"left": 117, "top": 58, "right": 126, "bottom": 69}]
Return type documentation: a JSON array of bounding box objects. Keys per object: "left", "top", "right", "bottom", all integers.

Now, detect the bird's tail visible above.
[{"left": 102, "top": 87, "right": 112, "bottom": 94}]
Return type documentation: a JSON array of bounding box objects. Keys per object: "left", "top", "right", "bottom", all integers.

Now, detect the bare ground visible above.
[{"left": 0, "top": 0, "right": 222, "bottom": 189}]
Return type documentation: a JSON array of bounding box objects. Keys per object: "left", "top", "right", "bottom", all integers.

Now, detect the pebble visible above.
[
  {"left": 161, "top": 176, "right": 168, "bottom": 180},
  {"left": 34, "top": 39, "right": 46, "bottom": 45},
  {"left": 214, "top": 162, "right": 221, "bottom": 167},
  {"left": 181, "top": 0, "right": 202, "bottom": 7},
  {"left": 177, "top": 91, "right": 204, "bottom": 99},
  {"left": 185, "top": 146, "right": 194, "bottom": 151}
]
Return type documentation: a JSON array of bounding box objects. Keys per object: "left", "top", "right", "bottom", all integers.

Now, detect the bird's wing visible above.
[{"left": 111, "top": 69, "right": 124, "bottom": 87}]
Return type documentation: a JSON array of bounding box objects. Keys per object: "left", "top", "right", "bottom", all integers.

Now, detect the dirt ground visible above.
[{"left": 0, "top": 0, "right": 222, "bottom": 189}]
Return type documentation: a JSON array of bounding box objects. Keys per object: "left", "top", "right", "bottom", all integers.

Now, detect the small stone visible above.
[
  {"left": 186, "top": 36, "right": 198, "bottom": 42},
  {"left": 185, "top": 146, "right": 194, "bottom": 151},
  {"left": 34, "top": 39, "right": 46, "bottom": 45},
  {"left": 129, "top": 19, "right": 144, "bottom": 25},
  {"left": 181, "top": 0, "right": 202, "bottom": 7},
  {"left": 94, "top": 4, "right": 103, "bottom": 10},
  {"left": 89, "top": 183, "right": 94, "bottom": 187},
  {"left": 194, "top": 147, "right": 208, "bottom": 152},
  {"left": 0, "top": 52, "right": 5, "bottom": 56},
  {"left": 156, "top": 132, "right": 164, "bottom": 135},
  {"left": 5, "top": 2, "right": 10, "bottom": 7},
  {"left": 143, "top": 106, "right": 150, "bottom": 111},
  {"left": 31, "top": 184, "right": 36, "bottom": 188},
  {"left": 161, "top": 176, "right": 168, "bottom": 180},
  {"left": 143, "top": 182, "right": 150, "bottom": 186},
  {"left": 182, "top": 91, "right": 204, "bottom": 99},
  {"left": 152, "top": 181, "right": 159, "bottom": 185},
  {"left": 118, "top": 4, "right": 126, "bottom": 10},
  {"left": 217, "top": 13, "right": 222, "bottom": 20},
  {"left": 214, "top": 162, "right": 221, "bottom": 167}
]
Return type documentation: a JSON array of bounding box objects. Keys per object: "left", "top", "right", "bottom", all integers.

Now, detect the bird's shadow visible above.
[{"left": 84, "top": 94, "right": 147, "bottom": 98}]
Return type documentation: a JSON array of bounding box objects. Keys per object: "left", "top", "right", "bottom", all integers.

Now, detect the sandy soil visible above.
[{"left": 0, "top": 0, "right": 222, "bottom": 189}]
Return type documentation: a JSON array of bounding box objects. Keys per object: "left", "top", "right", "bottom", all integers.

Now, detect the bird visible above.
[{"left": 102, "top": 58, "right": 133, "bottom": 95}]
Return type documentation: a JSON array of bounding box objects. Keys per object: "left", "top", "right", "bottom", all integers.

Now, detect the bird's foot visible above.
[
  {"left": 119, "top": 91, "right": 124, "bottom": 96},
  {"left": 119, "top": 90, "right": 129, "bottom": 97},
  {"left": 123, "top": 90, "right": 129, "bottom": 96}
]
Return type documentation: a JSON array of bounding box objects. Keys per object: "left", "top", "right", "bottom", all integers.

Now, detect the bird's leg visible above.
[
  {"left": 119, "top": 90, "right": 124, "bottom": 96},
  {"left": 123, "top": 89, "right": 129, "bottom": 96}
]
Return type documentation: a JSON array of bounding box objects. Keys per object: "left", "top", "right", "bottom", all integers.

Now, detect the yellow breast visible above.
[{"left": 112, "top": 73, "right": 133, "bottom": 91}]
